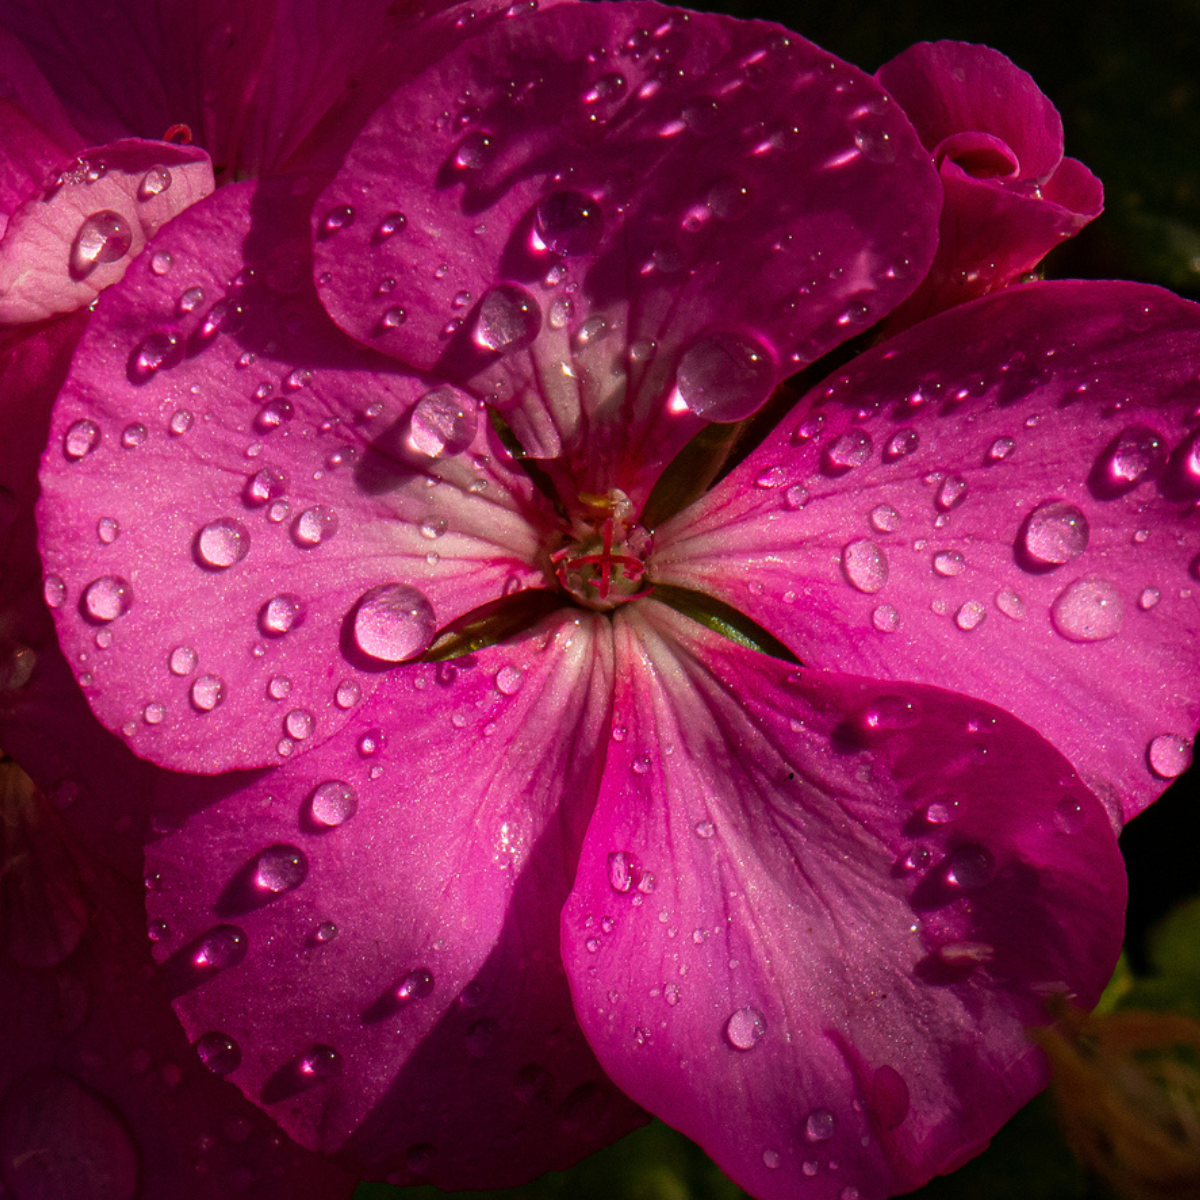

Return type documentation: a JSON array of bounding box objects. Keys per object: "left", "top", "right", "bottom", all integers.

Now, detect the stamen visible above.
[{"left": 164, "top": 124, "right": 193, "bottom": 145}]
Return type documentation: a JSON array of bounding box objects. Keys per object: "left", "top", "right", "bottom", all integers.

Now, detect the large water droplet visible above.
[
  {"left": 194, "top": 923, "right": 248, "bottom": 969},
  {"left": 454, "top": 130, "right": 496, "bottom": 171},
  {"left": 291, "top": 506, "right": 338, "bottom": 547},
  {"left": 64, "top": 418, "right": 100, "bottom": 460},
  {"left": 1148, "top": 733, "right": 1193, "bottom": 779},
  {"left": 195, "top": 1030, "right": 241, "bottom": 1075},
  {"left": 675, "top": 332, "right": 775, "bottom": 421},
  {"left": 195, "top": 518, "right": 250, "bottom": 569},
  {"left": 535, "top": 190, "right": 603, "bottom": 256},
  {"left": 841, "top": 539, "right": 888, "bottom": 594},
  {"left": 83, "top": 575, "right": 132, "bottom": 622},
  {"left": 190, "top": 673, "right": 226, "bottom": 711},
  {"left": 947, "top": 843, "right": 996, "bottom": 889},
  {"left": 1050, "top": 578, "right": 1123, "bottom": 642},
  {"left": 352, "top": 583, "right": 436, "bottom": 661},
  {"left": 408, "top": 386, "right": 478, "bottom": 456},
  {"left": 1098, "top": 424, "right": 1167, "bottom": 492},
  {"left": 131, "top": 329, "right": 182, "bottom": 380},
  {"left": 69, "top": 210, "right": 133, "bottom": 278},
  {"left": 473, "top": 284, "right": 541, "bottom": 352},
  {"left": 725, "top": 1005, "right": 766, "bottom": 1050},
  {"left": 308, "top": 780, "right": 358, "bottom": 827},
  {"left": 1020, "top": 500, "right": 1089, "bottom": 567},
  {"left": 254, "top": 844, "right": 308, "bottom": 893},
  {"left": 823, "top": 429, "right": 873, "bottom": 473}
]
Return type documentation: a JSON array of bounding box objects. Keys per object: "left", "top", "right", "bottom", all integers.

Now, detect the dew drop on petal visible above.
[
  {"left": 924, "top": 796, "right": 960, "bottom": 824},
  {"left": 823, "top": 429, "right": 872, "bottom": 473},
  {"left": 195, "top": 1031, "right": 241, "bottom": 1075},
  {"left": 143, "top": 700, "right": 165, "bottom": 725},
  {"left": 1021, "top": 500, "right": 1089, "bottom": 566},
  {"left": 954, "top": 600, "right": 987, "bottom": 631},
  {"left": 872, "top": 604, "right": 900, "bottom": 633},
  {"left": 1148, "top": 733, "right": 1193, "bottom": 779},
  {"left": 254, "top": 844, "right": 308, "bottom": 893},
  {"left": 352, "top": 583, "right": 436, "bottom": 662},
  {"left": 408, "top": 386, "right": 478, "bottom": 456},
  {"left": 725, "top": 1006, "right": 766, "bottom": 1050},
  {"left": 995, "top": 589, "right": 1026, "bottom": 620},
  {"left": 861, "top": 695, "right": 920, "bottom": 733},
  {"left": 291, "top": 506, "right": 338, "bottom": 547},
  {"left": 121, "top": 422, "right": 147, "bottom": 449},
  {"left": 762, "top": 1150, "right": 781, "bottom": 1170},
  {"left": 314, "top": 920, "right": 339, "bottom": 943},
  {"left": 64, "top": 418, "right": 100, "bottom": 460},
  {"left": 255, "top": 398, "right": 294, "bottom": 432},
  {"left": 169, "top": 409, "right": 193, "bottom": 436},
  {"left": 177, "top": 284, "right": 204, "bottom": 314},
  {"left": 194, "top": 924, "right": 247, "bottom": 969},
  {"left": 535, "top": 190, "right": 603, "bottom": 256},
  {"left": 96, "top": 516, "right": 119, "bottom": 544},
  {"left": 606, "top": 850, "right": 639, "bottom": 894},
  {"left": 805, "top": 1108, "right": 836, "bottom": 1142},
  {"left": 168, "top": 644, "right": 197, "bottom": 675},
  {"left": 841, "top": 539, "right": 888, "bottom": 594},
  {"left": 190, "top": 673, "right": 226, "bottom": 711},
  {"left": 1053, "top": 795, "right": 1087, "bottom": 834},
  {"left": 258, "top": 594, "right": 303, "bottom": 638},
  {"left": 947, "top": 843, "right": 996, "bottom": 889},
  {"left": 1100, "top": 424, "right": 1167, "bottom": 489},
  {"left": 195, "top": 518, "right": 250, "bottom": 568},
  {"left": 267, "top": 675, "right": 292, "bottom": 701},
  {"left": 150, "top": 251, "right": 173, "bottom": 275},
  {"left": 83, "top": 575, "right": 132, "bottom": 621},
  {"left": 379, "top": 305, "right": 407, "bottom": 330},
  {"left": 70, "top": 209, "right": 132, "bottom": 278},
  {"left": 43, "top": 575, "right": 66, "bottom": 608},
  {"left": 932, "top": 549, "right": 965, "bottom": 577},
  {"left": 675, "top": 332, "right": 775, "bottom": 422},
  {"left": 986, "top": 436, "right": 1015, "bottom": 463},
  {"left": 473, "top": 284, "right": 541, "bottom": 352},
  {"left": 869, "top": 504, "right": 900, "bottom": 533},
  {"left": 243, "top": 466, "right": 287, "bottom": 506},
  {"left": 1138, "top": 586, "right": 1161, "bottom": 611},
  {"left": 395, "top": 968, "right": 435, "bottom": 1004},
  {"left": 495, "top": 665, "right": 523, "bottom": 695},
  {"left": 1050, "top": 578, "right": 1123, "bottom": 642},
  {"left": 936, "top": 475, "right": 967, "bottom": 511},
  {"left": 285, "top": 709, "right": 314, "bottom": 740},
  {"left": 883, "top": 428, "right": 918, "bottom": 461},
  {"left": 132, "top": 330, "right": 182, "bottom": 379},
  {"left": 297, "top": 1045, "right": 341, "bottom": 1080},
  {"left": 308, "top": 780, "right": 358, "bottom": 827},
  {"left": 335, "top": 679, "right": 361, "bottom": 708},
  {"left": 321, "top": 204, "right": 355, "bottom": 235}
]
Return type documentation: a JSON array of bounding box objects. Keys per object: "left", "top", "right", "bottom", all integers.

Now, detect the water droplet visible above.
[
  {"left": 194, "top": 924, "right": 247, "bottom": 969},
  {"left": 267, "top": 675, "right": 292, "bottom": 701},
  {"left": 584, "top": 71, "right": 627, "bottom": 103},
  {"left": 244, "top": 466, "right": 287, "bottom": 506},
  {"left": 535, "top": 190, "right": 603, "bottom": 256},
  {"left": 872, "top": 604, "right": 900, "bottom": 633},
  {"left": 954, "top": 600, "right": 987, "bottom": 631},
  {"left": 869, "top": 503, "right": 900, "bottom": 533},
  {"left": 473, "top": 284, "right": 541, "bottom": 352},
  {"left": 335, "top": 679, "right": 361, "bottom": 708},
  {"left": 352, "top": 583, "right": 436, "bottom": 662},
  {"left": 495, "top": 665, "right": 523, "bottom": 695},
  {"left": 995, "top": 589, "right": 1026, "bottom": 620},
  {"left": 861, "top": 695, "right": 920, "bottom": 734},
  {"left": 190, "top": 673, "right": 226, "bottom": 711},
  {"left": 823, "top": 429, "right": 873, "bottom": 473},
  {"left": 70, "top": 209, "right": 132, "bottom": 277},
  {"left": 297, "top": 1045, "right": 341, "bottom": 1080},
  {"left": 64, "top": 418, "right": 100, "bottom": 460},
  {"left": 454, "top": 129, "right": 496, "bottom": 171},
  {"left": 285, "top": 708, "right": 314, "bottom": 740},
  {"left": 314, "top": 919, "right": 339, "bottom": 943},
  {"left": 606, "top": 849, "right": 642, "bottom": 894},
  {"left": 291, "top": 505, "right": 338, "bottom": 547},
  {"left": 83, "top": 575, "right": 132, "bottom": 622},
  {"left": 195, "top": 1030, "right": 241, "bottom": 1075},
  {"left": 375, "top": 211, "right": 407, "bottom": 240},
  {"left": 883, "top": 427, "right": 918, "bottom": 461},
  {"left": 802, "top": 1161, "right": 818, "bottom": 1177},
  {"left": 196, "top": 517, "right": 250, "bottom": 569},
  {"left": 725, "top": 1006, "right": 766, "bottom": 1050},
  {"left": 707, "top": 176, "right": 753, "bottom": 220},
  {"left": 150, "top": 251, "right": 173, "bottom": 275},
  {"left": 694, "top": 819, "right": 715, "bottom": 838},
  {"left": 947, "top": 843, "right": 996, "bottom": 889},
  {"left": 254, "top": 844, "right": 308, "bottom": 893},
  {"left": 1053, "top": 795, "right": 1087, "bottom": 834},
  {"left": 177, "top": 284, "right": 204, "bottom": 314},
  {"left": 121, "top": 422, "right": 148, "bottom": 448},
  {"left": 805, "top": 1108, "right": 836, "bottom": 1141},
  {"left": 197, "top": 297, "right": 245, "bottom": 343},
  {"left": 932, "top": 549, "right": 965, "bottom": 577},
  {"left": 308, "top": 780, "right": 358, "bottom": 827},
  {"left": 43, "top": 576, "right": 66, "bottom": 609},
  {"left": 841, "top": 539, "right": 888, "bottom": 594},
  {"left": 762, "top": 1149, "right": 781, "bottom": 1169},
  {"left": 1051, "top": 577, "right": 1123, "bottom": 642},
  {"left": 169, "top": 408, "right": 194, "bottom": 436},
  {"left": 1099, "top": 424, "right": 1167, "bottom": 491},
  {"left": 97, "top": 515, "right": 120, "bottom": 544},
  {"left": 142, "top": 700, "right": 165, "bottom": 725},
  {"left": 1021, "top": 501, "right": 1089, "bottom": 566},
  {"left": 986, "top": 435, "right": 1015, "bottom": 464},
  {"left": 674, "top": 331, "right": 775, "bottom": 422},
  {"left": 395, "top": 968, "right": 435, "bottom": 1004},
  {"left": 784, "top": 484, "right": 809, "bottom": 510},
  {"left": 408, "top": 386, "right": 478, "bottom": 456},
  {"left": 1148, "top": 733, "right": 1193, "bottom": 779},
  {"left": 132, "top": 330, "right": 182, "bottom": 379},
  {"left": 321, "top": 204, "right": 355, "bottom": 235},
  {"left": 255, "top": 398, "right": 294, "bottom": 432},
  {"left": 631, "top": 755, "right": 650, "bottom": 775},
  {"left": 379, "top": 305, "right": 407, "bottom": 330},
  {"left": 924, "top": 796, "right": 960, "bottom": 824},
  {"left": 936, "top": 475, "right": 967, "bottom": 511}
]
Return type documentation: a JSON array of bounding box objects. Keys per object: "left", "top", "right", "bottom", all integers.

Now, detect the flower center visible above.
[{"left": 551, "top": 493, "right": 653, "bottom": 612}]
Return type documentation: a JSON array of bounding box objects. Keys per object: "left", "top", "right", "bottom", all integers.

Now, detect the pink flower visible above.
[{"left": 15, "top": 3, "right": 1200, "bottom": 1200}]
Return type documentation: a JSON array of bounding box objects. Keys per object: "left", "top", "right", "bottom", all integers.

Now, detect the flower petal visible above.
[
  {"left": 653, "top": 280, "right": 1200, "bottom": 821},
  {"left": 876, "top": 43, "right": 1101, "bottom": 327},
  {"left": 313, "top": 0, "right": 940, "bottom": 505},
  {"left": 562, "top": 600, "right": 1125, "bottom": 1200},
  {"left": 0, "top": 137, "right": 214, "bottom": 323},
  {"left": 39, "top": 179, "right": 555, "bottom": 773},
  {"left": 0, "top": 764, "right": 358, "bottom": 1200},
  {"left": 145, "top": 610, "right": 643, "bottom": 1185}
]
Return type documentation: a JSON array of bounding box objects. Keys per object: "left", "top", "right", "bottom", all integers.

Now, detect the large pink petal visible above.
[
  {"left": 562, "top": 601, "right": 1124, "bottom": 1200},
  {"left": 876, "top": 43, "right": 1101, "bottom": 328},
  {"left": 0, "top": 137, "right": 214, "bottom": 323},
  {"left": 313, "top": 0, "right": 940, "bottom": 506},
  {"left": 0, "top": 764, "right": 357, "bottom": 1200},
  {"left": 39, "top": 179, "right": 556, "bottom": 773},
  {"left": 653, "top": 281, "right": 1200, "bottom": 822},
  {"left": 0, "top": 25, "right": 83, "bottom": 159},
  {"left": 144, "top": 610, "right": 643, "bottom": 1186}
]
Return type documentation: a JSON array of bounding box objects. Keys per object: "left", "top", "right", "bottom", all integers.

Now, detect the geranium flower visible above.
[{"left": 18, "top": 3, "right": 1200, "bottom": 1200}]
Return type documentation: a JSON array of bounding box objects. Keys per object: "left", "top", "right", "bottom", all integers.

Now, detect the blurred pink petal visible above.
[
  {"left": 313, "top": 0, "right": 940, "bottom": 506},
  {"left": 144, "top": 612, "right": 643, "bottom": 1185},
  {"left": 563, "top": 601, "right": 1124, "bottom": 1200},
  {"left": 653, "top": 280, "right": 1200, "bottom": 822}
]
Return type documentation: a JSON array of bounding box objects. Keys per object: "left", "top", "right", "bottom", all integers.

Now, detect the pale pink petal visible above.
[
  {"left": 39, "top": 179, "right": 557, "bottom": 773},
  {"left": 652, "top": 281, "right": 1200, "bottom": 822},
  {"left": 144, "top": 611, "right": 643, "bottom": 1185},
  {"left": 314, "top": 1, "right": 940, "bottom": 506},
  {"left": 562, "top": 601, "right": 1124, "bottom": 1200},
  {"left": 0, "top": 138, "right": 214, "bottom": 323},
  {"left": 0, "top": 764, "right": 358, "bottom": 1200}
]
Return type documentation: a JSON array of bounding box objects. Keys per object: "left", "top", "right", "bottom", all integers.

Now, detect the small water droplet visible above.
[
  {"left": 168, "top": 408, "right": 193, "bottom": 436},
  {"left": 308, "top": 780, "right": 358, "bottom": 827},
  {"left": 375, "top": 211, "right": 407, "bottom": 240},
  {"left": 473, "top": 284, "right": 541, "bottom": 352},
  {"left": 195, "top": 1031, "right": 241, "bottom": 1075},
  {"left": 132, "top": 330, "right": 182, "bottom": 379},
  {"left": 291, "top": 506, "right": 338, "bottom": 547},
  {"left": 872, "top": 604, "right": 900, "bottom": 633},
  {"left": 243, "top": 466, "right": 287, "bottom": 507},
  {"left": 379, "top": 305, "right": 407, "bottom": 330},
  {"left": 1099, "top": 424, "right": 1167, "bottom": 491},
  {"left": 194, "top": 924, "right": 247, "bottom": 970},
  {"left": 1148, "top": 733, "right": 1193, "bottom": 779},
  {"left": 861, "top": 695, "right": 920, "bottom": 733},
  {"left": 1021, "top": 500, "right": 1089, "bottom": 566},
  {"left": 335, "top": 679, "right": 361, "bottom": 708},
  {"left": 947, "top": 843, "right": 996, "bottom": 889},
  {"left": 535, "top": 190, "right": 603, "bottom": 255},
  {"left": 495, "top": 665, "right": 523, "bottom": 695},
  {"left": 994, "top": 589, "right": 1026, "bottom": 620},
  {"left": 454, "top": 129, "right": 496, "bottom": 171},
  {"left": 177, "top": 284, "right": 204, "bottom": 314},
  {"left": 805, "top": 1108, "right": 836, "bottom": 1141},
  {"left": 352, "top": 583, "right": 436, "bottom": 662},
  {"left": 314, "top": 920, "right": 339, "bottom": 943},
  {"left": 1053, "top": 795, "right": 1087, "bottom": 834},
  {"left": 841, "top": 539, "right": 888, "bottom": 594},
  {"left": 196, "top": 517, "right": 250, "bottom": 568},
  {"left": 297, "top": 1045, "right": 341, "bottom": 1080},
  {"left": 762, "top": 1149, "right": 781, "bottom": 1169},
  {"left": 784, "top": 484, "right": 809, "bottom": 510},
  {"left": 606, "top": 850, "right": 642, "bottom": 894},
  {"left": 190, "top": 673, "right": 226, "bottom": 711},
  {"left": 64, "top": 418, "right": 100, "bottom": 460},
  {"left": 675, "top": 331, "right": 775, "bottom": 421},
  {"left": 823, "top": 429, "right": 873, "bottom": 473},
  {"left": 869, "top": 503, "right": 900, "bottom": 533},
  {"left": 408, "top": 386, "right": 478, "bottom": 456},
  {"left": 1138, "top": 586, "right": 1161, "bottom": 611},
  {"left": 285, "top": 709, "right": 315, "bottom": 740},
  {"left": 83, "top": 575, "right": 132, "bottom": 622},
  {"left": 43, "top": 575, "right": 67, "bottom": 608},
  {"left": 986, "top": 436, "right": 1015, "bottom": 463},
  {"left": 883, "top": 427, "right": 918, "bottom": 461},
  {"left": 259, "top": 594, "right": 303, "bottom": 638},
  {"left": 321, "top": 204, "right": 355, "bottom": 235},
  {"left": 254, "top": 844, "right": 308, "bottom": 893},
  {"left": 936, "top": 475, "right": 967, "bottom": 511},
  {"left": 143, "top": 700, "right": 165, "bottom": 725},
  {"left": 395, "top": 968, "right": 435, "bottom": 1004},
  {"left": 150, "top": 251, "right": 173, "bottom": 275},
  {"left": 121, "top": 422, "right": 148, "bottom": 448},
  {"left": 924, "top": 796, "right": 960, "bottom": 824},
  {"left": 70, "top": 210, "right": 132, "bottom": 278},
  {"left": 954, "top": 600, "right": 987, "bottom": 631},
  {"left": 631, "top": 755, "right": 650, "bottom": 775},
  {"left": 932, "top": 549, "right": 965, "bottom": 577},
  {"left": 1051, "top": 577, "right": 1123, "bottom": 642},
  {"left": 725, "top": 1006, "right": 766, "bottom": 1050}
]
